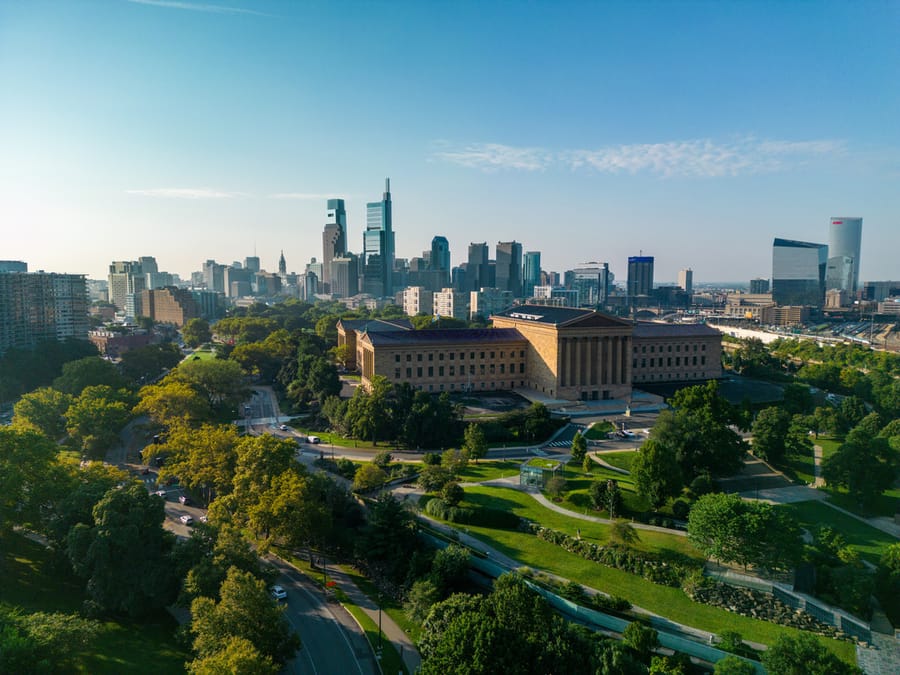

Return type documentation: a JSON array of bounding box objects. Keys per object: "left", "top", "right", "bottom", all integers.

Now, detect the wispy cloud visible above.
[
  {"left": 432, "top": 143, "right": 552, "bottom": 172},
  {"left": 125, "top": 0, "right": 269, "bottom": 16},
  {"left": 268, "top": 192, "right": 344, "bottom": 201},
  {"left": 433, "top": 137, "right": 845, "bottom": 177},
  {"left": 126, "top": 188, "right": 244, "bottom": 199}
]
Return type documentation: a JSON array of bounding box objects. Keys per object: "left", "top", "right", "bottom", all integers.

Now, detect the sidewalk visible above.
[{"left": 327, "top": 564, "right": 422, "bottom": 675}]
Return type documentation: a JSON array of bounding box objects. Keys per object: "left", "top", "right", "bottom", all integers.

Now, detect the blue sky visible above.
[{"left": 1, "top": 0, "right": 898, "bottom": 284}]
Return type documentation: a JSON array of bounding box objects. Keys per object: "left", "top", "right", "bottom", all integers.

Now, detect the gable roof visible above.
[
  {"left": 337, "top": 318, "right": 412, "bottom": 333},
  {"left": 491, "top": 304, "right": 631, "bottom": 328}
]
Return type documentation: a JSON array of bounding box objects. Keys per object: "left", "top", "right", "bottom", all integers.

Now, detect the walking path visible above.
[{"left": 812, "top": 444, "right": 826, "bottom": 487}]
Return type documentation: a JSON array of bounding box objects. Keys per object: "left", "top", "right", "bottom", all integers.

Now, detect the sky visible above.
[{"left": 1, "top": 0, "right": 898, "bottom": 285}]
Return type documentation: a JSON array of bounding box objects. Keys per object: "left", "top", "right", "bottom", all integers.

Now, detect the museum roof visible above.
[
  {"left": 491, "top": 304, "right": 630, "bottom": 328},
  {"left": 337, "top": 318, "right": 412, "bottom": 332},
  {"left": 361, "top": 327, "right": 526, "bottom": 347}
]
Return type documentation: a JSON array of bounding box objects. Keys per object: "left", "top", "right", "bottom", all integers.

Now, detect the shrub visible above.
[
  {"left": 423, "top": 452, "right": 441, "bottom": 466},
  {"left": 717, "top": 630, "right": 744, "bottom": 653},
  {"left": 688, "top": 474, "right": 714, "bottom": 498},
  {"left": 373, "top": 449, "right": 392, "bottom": 469},
  {"left": 671, "top": 499, "right": 690, "bottom": 520},
  {"left": 593, "top": 594, "right": 632, "bottom": 613},
  {"left": 441, "top": 482, "right": 464, "bottom": 507}
]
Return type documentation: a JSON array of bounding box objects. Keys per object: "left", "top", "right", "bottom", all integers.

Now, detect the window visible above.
[
  {"left": 489, "top": 364, "right": 495, "bottom": 374},
  {"left": 450, "top": 352, "right": 455, "bottom": 360},
  {"left": 450, "top": 366, "right": 455, "bottom": 376},
  {"left": 428, "top": 353, "right": 433, "bottom": 361},
  {"left": 428, "top": 366, "right": 433, "bottom": 377},
  {"left": 519, "top": 363, "right": 525, "bottom": 374},
  {"left": 406, "top": 367, "right": 412, "bottom": 378},
  {"left": 668, "top": 357, "right": 672, "bottom": 366},
  {"left": 500, "top": 351, "right": 504, "bottom": 358},
  {"left": 470, "top": 352, "right": 475, "bottom": 359},
  {"left": 651, "top": 345, "right": 655, "bottom": 353},
  {"left": 417, "top": 354, "right": 422, "bottom": 362},
  {"left": 394, "top": 369, "right": 400, "bottom": 378},
  {"left": 406, "top": 354, "right": 411, "bottom": 362},
  {"left": 693, "top": 344, "right": 698, "bottom": 352},
  {"left": 668, "top": 345, "right": 672, "bottom": 352},
  {"left": 693, "top": 356, "right": 697, "bottom": 365},
  {"left": 490, "top": 351, "right": 495, "bottom": 358},
  {"left": 480, "top": 364, "right": 485, "bottom": 375},
  {"left": 394, "top": 354, "right": 400, "bottom": 363},
  {"left": 439, "top": 366, "right": 444, "bottom": 376},
  {"left": 520, "top": 350, "right": 525, "bottom": 357},
  {"left": 633, "top": 359, "right": 637, "bottom": 368},
  {"left": 417, "top": 367, "right": 423, "bottom": 377},
  {"left": 701, "top": 356, "right": 706, "bottom": 365},
  {"left": 641, "top": 359, "right": 646, "bottom": 367},
  {"left": 702, "top": 344, "right": 706, "bottom": 351},
  {"left": 676, "top": 345, "right": 680, "bottom": 352},
  {"left": 439, "top": 353, "right": 444, "bottom": 361},
  {"left": 676, "top": 357, "right": 680, "bottom": 366},
  {"left": 500, "top": 364, "right": 505, "bottom": 374},
  {"left": 480, "top": 351, "right": 485, "bottom": 359}
]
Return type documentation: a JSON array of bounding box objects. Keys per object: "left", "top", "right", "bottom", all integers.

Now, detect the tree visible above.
[
  {"left": 610, "top": 520, "right": 639, "bottom": 546},
  {"left": 135, "top": 380, "right": 214, "bottom": 427},
  {"left": 190, "top": 567, "right": 300, "bottom": 664},
  {"left": 418, "top": 465, "right": 453, "bottom": 492},
  {"left": 751, "top": 406, "right": 791, "bottom": 463},
  {"left": 0, "top": 606, "right": 99, "bottom": 675},
  {"left": 838, "top": 395, "right": 868, "bottom": 433},
  {"left": 761, "top": 632, "right": 863, "bottom": 675},
  {"left": 0, "top": 428, "right": 59, "bottom": 533},
  {"left": 12, "top": 387, "right": 72, "bottom": 439},
  {"left": 170, "top": 359, "right": 249, "bottom": 416},
  {"left": 67, "top": 482, "right": 177, "bottom": 616},
  {"left": 429, "top": 544, "right": 470, "bottom": 596},
  {"left": 782, "top": 383, "right": 814, "bottom": 415},
  {"left": 463, "top": 423, "right": 487, "bottom": 463},
  {"left": 52, "top": 356, "right": 128, "bottom": 395},
  {"left": 405, "top": 579, "right": 442, "bottom": 623},
  {"left": 713, "top": 655, "right": 756, "bottom": 675},
  {"left": 622, "top": 621, "right": 659, "bottom": 660},
  {"left": 442, "top": 448, "right": 469, "bottom": 477},
  {"left": 876, "top": 542, "right": 900, "bottom": 626},
  {"left": 604, "top": 479, "right": 622, "bottom": 519},
  {"left": 65, "top": 385, "right": 134, "bottom": 457},
  {"left": 652, "top": 382, "right": 747, "bottom": 479},
  {"left": 187, "top": 635, "right": 279, "bottom": 675},
  {"left": 331, "top": 344, "right": 354, "bottom": 370},
  {"left": 182, "top": 318, "right": 212, "bottom": 348},
  {"left": 352, "top": 463, "right": 389, "bottom": 493},
  {"left": 570, "top": 431, "right": 587, "bottom": 464},
  {"left": 545, "top": 475, "right": 567, "bottom": 499},
  {"left": 440, "top": 481, "right": 464, "bottom": 507},
  {"left": 356, "top": 493, "right": 418, "bottom": 582},
  {"left": 582, "top": 452, "right": 593, "bottom": 473},
  {"left": 688, "top": 493, "right": 802, "bottom": 571},
  {"left": 632, "top": 439, "right": 683, "bottom": 510},
  {"left": 823, "top": 422, "right": 899, "bottom": 511},
  {"left": 119, "top": 343, "right": 182, "bottom": 383}
]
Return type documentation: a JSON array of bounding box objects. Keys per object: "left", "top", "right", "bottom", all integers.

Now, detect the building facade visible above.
[
  {"left": 495, "top": 241, "right": 523, "bottom": 297},
  {"left": 322, "top": 198, "right": 347, "bottom": 288},
  {"left": 771, "top": 238, "right": 828, "bottom": 307},
  {"left": 631, "top": 323, "right": 721, "bottom": 384},
  {"left": 402, "top": 286, "right": 433, "bottom": 316},
  {"left": 678, "top": 268, "right": 693, "bottom": 297},
  {"left": 0, "top": 271, "right": 89, "bottom": 355},
  {"left": 140, "top": 287, "right": 200, "bottom": 327},
  {"left": 829, "top": 217, "right": 862, "bottom": 292},
  {"left": 627, "top": 256, "right": 654, "bottom": 303},
  {"left": 362, "top": 179, "right": 395, "bottom": 297}
]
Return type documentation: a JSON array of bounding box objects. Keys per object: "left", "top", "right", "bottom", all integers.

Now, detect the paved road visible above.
[{"left": 267, "top": 556, "right": 378, "bottom": 675}]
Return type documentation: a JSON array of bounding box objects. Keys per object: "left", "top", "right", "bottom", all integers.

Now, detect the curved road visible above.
[{"left": 267, "top": 555, "right": 379, "bottom": 675}]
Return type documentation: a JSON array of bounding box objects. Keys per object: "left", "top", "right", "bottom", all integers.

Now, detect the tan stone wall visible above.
[{"left": 632, "top": 334, "right": 722, "bottom": 383}]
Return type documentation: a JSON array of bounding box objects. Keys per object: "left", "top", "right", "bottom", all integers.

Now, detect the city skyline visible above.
[{"left": 1, "top": 1, "right": 898, "bottom": 282}]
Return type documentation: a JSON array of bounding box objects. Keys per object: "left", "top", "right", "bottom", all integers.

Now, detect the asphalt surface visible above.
[{"left": 267, "top": 556, "right": 378, "bottom": 675}]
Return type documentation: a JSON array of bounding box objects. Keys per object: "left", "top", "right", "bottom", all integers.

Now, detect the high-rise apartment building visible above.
[
  {"left": 201, "top": 260, "right": 226, "bottom": 294},
  {"left": 0, "top": 261, "right": 27, "bottom": 273},
  {"left": 627, "top": 256, "right": 654, "bottom": 302},
  {"left": 433, "top": 288, "right": 469, "bottom": 320},
  {"left": 678, "top": 268, "right": 693, "bottom": 296},
  {"left": 140, "top": 287, "right": 200, "bottom": 327},
  {"left": 0, "top": 270, "right": 89, "bottom": 355},
  {"left": 466, "top": 242, "right": 490, "bottom": 292},
  {"left": 108, "top": 260, "right": 147, "bottom": 311},
  {"left": 402, "top": 286, "right": 433, "bottom": 316},
  {"left": 828, "top": 217, "right": 862, "bottom": 292},
  {"left": 322, "top": 198, "right": 347, "bottom": 288},
  {"left": 523, "top": 251, "right": 541, "bottom": 298},
  {"left": 363, "top": 179, "right": 395, "bottom": 297},
  {"left": 771, "top": 238, "right": 828, "bottom": 307},
  {"left": 470, "top": 287, "right": 514, "bottom": 320},
  {"left": 496, "top": 241, "right": 523, "bottom": 297}
]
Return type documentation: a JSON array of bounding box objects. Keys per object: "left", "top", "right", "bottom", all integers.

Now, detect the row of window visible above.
[
  {"left": 634, "top": 343, "right": 707, "bottom": 354},
  {"left": 633, "top": 356, "right": 707, "bottom": 369},
  {"left": 409, "top": 380, "right": 527, "bottom": 392},
  {"left": 395, "top": 349, "right": 526, "bottom": 363},
  {"left": 634, "top": 372, "right": 706, "bottom": 381},
  {"left": 394, "top": 362, "right": 527, "bottom": 379}
]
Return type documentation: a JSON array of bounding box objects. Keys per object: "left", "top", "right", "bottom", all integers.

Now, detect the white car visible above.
[
  {"left": 154, "top": 489, "right": 167, "bottom": 498},
  {"left": 279, "top": 424, "right": 289, "bottom": 431},
  {"left": 270, "top": 585, "right": 288, "bottom": 601},
  {"left": 179, "top": 515, "right": 194, "bottom": 525}
]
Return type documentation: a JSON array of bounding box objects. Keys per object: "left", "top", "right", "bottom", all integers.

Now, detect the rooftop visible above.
[
  {"left": 361, "top": 327, "right": 526, "bottom": 347},
  {"left": 632, "top": 322, "right": 721, "bottom": 338},
  {"left": 492, "top": 304, "right": 629, "bottom": 328}
]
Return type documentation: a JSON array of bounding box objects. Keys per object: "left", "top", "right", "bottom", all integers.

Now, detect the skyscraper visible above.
[
  {"left": 627, "top": 256, "right": 654, "bottom": 301},
  {"left": 467, "top": 242, "right": 489, "bottom": 291},
  {"left": 244, "top": 256, "right": 260, "bottom": 273},
  {"left": 828, "top": 217, "right": 862, "bottom": 292},
  {"left": 523, "top": 251, "right": 541, "bottom": 297},
  {"left": 108, "top": 260, "right": 146, "bottom": 310},
  {"left": 678, "top": 268, "right": 693, "bottom": 296},
  {"left": 322, "top": 198, "right": 347, "bottom": 288},
  {"left": 363, "top": 178, "right": 395, "bottom": 297},
  {"left": 771, "top": 238, "right": 828, "bottom": 306},
  {"left": 430, "top": 236, "right": 451, "bottom": 287},
  {"left": 496, "top": 241, "right": 523, "bottom": 297}
]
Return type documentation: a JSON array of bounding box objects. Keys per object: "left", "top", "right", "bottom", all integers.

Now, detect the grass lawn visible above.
[
  {"left": 0, "top": 533, "right": 189, "bottom": 674},
  {"left": 527, "top": 457, "right": 563, "bottom": 470},
  {"left": 458, "top": 460, "right": 522, "bottom": 483},
  {"left": 584, "top": 421, "right": 614, "bottom": 440},
  {"left": 596, "top": 451, "right": 636, "bottom": 473},
  {"left": 823, "top": 485, "right": 900, "bottom": 520},
  {"left": 438, "top": 503, "right": 855, "bottom": 664},
  {"left": 816, "top": 437, "right": 842, "bottom": 459},
  {"left": 778, "top": 449, "right": 816, "bottom": 485},
  {"left": 182, "top": 346, "right": 217, "bottom": 363},
  {"left": 559, "top": 464, "right": 655, "bottom": 517},
  {"left": 778, "top": 500, "right": 897, "bottom": 564}
]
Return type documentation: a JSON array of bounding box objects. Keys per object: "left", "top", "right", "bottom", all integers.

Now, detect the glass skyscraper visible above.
[
  {"left": 771, "top": 238, "right": 828, "bottom": 306},
  {"left": 362, "top": 179, "right": 395, "bottom": 297},
  {"left": 828, "top": 217, "right": 862, "bottom": 292},
  {"left": 523, "top": 251, "right": 541, "bottom": 298}
]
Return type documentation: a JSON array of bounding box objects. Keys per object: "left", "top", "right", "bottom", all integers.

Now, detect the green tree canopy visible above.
[
  {"left": 182, "top": 318, "right": 212, "bottom": 348},
  {"left": 0, "top": 427, "right": 60, "bottom": 533},
  {"left": 761, "top": 632, "right": 862, "bottom": 675},
  {"left": 53, "top": 356, "right": 129, "bottom": 395},
  {"left": 12, "top": 386, "right": 73, "bottom": 439},
  {"left": 65, "top": 385, "right": 134, "bottom": 458},
  {"left": 823, "top": 420, "right": 899, "bottom": 511},
  {"left": 751, "top": 406, "right": 791, "bottom": 463},
  {"left": 632, "top": 438, "right": 683, "bottom": 510}
]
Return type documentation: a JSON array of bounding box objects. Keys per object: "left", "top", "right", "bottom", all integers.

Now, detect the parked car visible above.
[
  {"left": 279, "top": 424, "right": 289, "bottom": 431},
  {"left": 270, "top": 585, "right": 287, "bottom": 601},
  {"left": 153, "top": 489, "right": 167, "bottom": 498},
  {"left": 179, "top": 515, "right": 194, "bottom": 525},
  {"left": 307, "top": 435, "right": 320, "bottom": 444},
  {"left": 179, "top": 495, "right": 192, "bottom": 505}
]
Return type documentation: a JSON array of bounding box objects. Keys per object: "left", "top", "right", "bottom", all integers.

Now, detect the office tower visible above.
[
  {"left": 570, "top": 262, "right": 611, "bottom": 307},
  {"left": 678, "top": 268, "right": 693, "bottom": 296},
  {"left": 138, "top": 256, "right": 158, "bottom": 275},
  {"left": 201, "top": 260, "right": 225, "bottom": 294},
  {"left": 0, "top": 271, "right": 89, "bottom": 355},
  {"left": 430, "top": 236, "right": 451, "bottom": 286},
  {"left": 523, "top": 251, "right": 541, "bottom": 297},
  {"left": 224, "top": 266, "right": 252, "bottom": 297},
  {"left": 322, "top": 198, "right": 347, "bottom": 287},
  {"left": 330, "top": 254, "right": 359, "bottom": 298},
  {"left": 750, "top": 278, "right": 770, "bottom": 294},
  {"left": 0, "top": 261, "right": 27, "bottom": 272},
  {"left": 402, "top": 286, "right": 433, "bottom": 316},
  {"left": 140, "top": 287, "right": 200, "bottom": 327},
  {"left": 627, "top": 256, "right": 654, "bottom": 301},
  {"left": 362, "top": 178, "right": 395, "bottom": 297},
  {"left": 828, "top": 217, "right": 862, "bottom": 292},
  {"left": 598, "top": 263, "right": 613, "bottom": 305},
  {"left": 470, "top": 287, "right": 514, "bottom": 320},
  {"left": 108, "top": 260, "right": 146, "bottom": 310},
  {"left": 771, "top": 238, "right": 828, "bottom": 307},
  {"left": 496, "top": 241, "right": 523, "bottom": 297},
  {"left": 244, "top": 256, "right": 260, "bottom": 273},
  {"left": 467, "top": 243, "right": 489, "bottom": 292}
]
